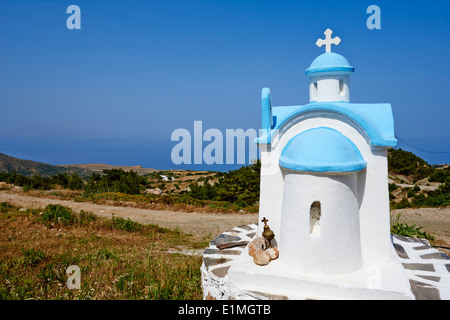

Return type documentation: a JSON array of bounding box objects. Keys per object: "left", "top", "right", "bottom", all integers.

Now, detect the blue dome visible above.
[
  {"left": 279, "top": 127, "right": 366, "bottom": 173},
  {"left": 306, "top": 52, "right": 355, "bottom": 77}
]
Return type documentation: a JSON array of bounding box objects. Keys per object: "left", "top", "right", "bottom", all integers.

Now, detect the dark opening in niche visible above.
[{"left": 310, "top": 201, "right": 321, "bottom": 236}]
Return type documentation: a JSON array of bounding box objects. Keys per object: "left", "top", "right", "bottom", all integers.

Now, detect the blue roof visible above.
[
  {"left": 256, "top": 98, "right": 397, "bottom": 148},
  {"left": 305, "top": 52, "right": 355, "bottom": 76},
  {"left": 279, "top": 127, "right": 367, "bottom": 173}
]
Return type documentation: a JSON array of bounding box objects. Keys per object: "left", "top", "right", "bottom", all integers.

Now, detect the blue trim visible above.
[
  {"left": 255, "top": 102, "right": 397, "bottom": 148},
  {"left": 261, "top": 88, "right": 272, "bottom": 131},
  {"left": 305, "top": 52, "right": 355, "bottom": 76},
  {"left": 279, "top": 127, "right": 367, "bottom": 173},
  {"left": 305, "top": 66, "right": 355, "bottom": 76}
]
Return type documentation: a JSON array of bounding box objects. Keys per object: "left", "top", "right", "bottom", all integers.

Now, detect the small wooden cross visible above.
[{"left": 316, "top": 28, "right": 341, "bottom": 53}]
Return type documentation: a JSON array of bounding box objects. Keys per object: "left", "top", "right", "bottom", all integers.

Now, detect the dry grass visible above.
[{"left": 0, "top": 202, "right": 210, "bottom": 300}]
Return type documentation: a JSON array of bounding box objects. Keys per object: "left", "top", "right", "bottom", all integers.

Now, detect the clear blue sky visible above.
[{"left": 0, "top": 0, "right": 449, "bottom": 168}]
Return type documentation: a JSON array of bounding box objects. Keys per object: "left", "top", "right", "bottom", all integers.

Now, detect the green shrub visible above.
[
  {"left": 407, "top": 187, "right": 418, "bottom": 198},
  {"left": 429, "top": 167, "right": 450, "bottom": 183},
  {"left": 83, "top": 169, "right": 147, "bottom": 196},
  {"left": 110, "top": 215, "right": 142, "bottom": 232},
  {"left": 41, "top": 204, "right": 76, "bottom": 225},
  {"left": 78, "top": 210, "right": 97, "bottom": 225},
  {"left": 388, "top": 183, "right": 398, "bottom": 192},
  {"left": 391, "top": 214, "right": 435, "bottom": 241},
  {"left": 0, "top": 202, "right": 13, "bottom": 213}
]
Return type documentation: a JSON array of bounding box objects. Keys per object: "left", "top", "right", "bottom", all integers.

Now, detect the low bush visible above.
[
  {"left": 390, "top": 214, "right": 435, "bottom": 241},
  {"left": 40, "top": 204, "right": 76, "bottom": 225},
  {"left": 39, "top": 204, "right": 97, "bottom": 228},
  {"left": 110, "top": 214, "right": 143, "bottom": 232}
]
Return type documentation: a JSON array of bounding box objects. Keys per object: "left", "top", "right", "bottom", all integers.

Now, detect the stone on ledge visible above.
[{"left": 248, "top": 237, "right": 279, "bottom": 266}]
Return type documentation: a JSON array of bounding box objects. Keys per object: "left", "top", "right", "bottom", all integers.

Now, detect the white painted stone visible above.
[
  {"left": 201, "top": 224, "right": 449, "bottom": 300},
  {"left": 309, "top": 75, "right": 350, "bottom": 102},
  {"left": 316, "top": 28, "right": 341, "bottom": 53},
  {"left": 279, "top": 172, "right": 361, "bottom": 274},
  {"left": 228, "top": 247, "right": 413, "bottom": 300}
]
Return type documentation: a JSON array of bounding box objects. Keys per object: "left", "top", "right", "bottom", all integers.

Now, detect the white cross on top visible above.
[{"left": 316, "top": 28, "right": 341, "bottom": 53}]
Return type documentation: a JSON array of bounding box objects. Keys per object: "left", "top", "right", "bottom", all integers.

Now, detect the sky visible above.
[{"left": 0, "top": 0, "right": 449, "bottom": 170}]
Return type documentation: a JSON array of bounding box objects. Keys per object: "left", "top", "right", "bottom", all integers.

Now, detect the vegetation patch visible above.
[
  {"left": 390, "top": 180, "right": 450, "bottom": 209},
  {"left": 388, "top": 148, "right": 433, "bottom": 182},
  {"left": 390, "top": 214, "right": 435, "bottom": 242},
  {"left": 110, "top": 214, "right": 143, "bottom": 233},
  {"left": 388, "top": 149, "right": 450, "bottom": 209},
  {"left": 0, "top": 203, "right": 208, "bottom": 300}
]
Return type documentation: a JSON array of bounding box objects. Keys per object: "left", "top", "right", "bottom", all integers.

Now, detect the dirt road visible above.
[
  {"left": 0, "top": 191, "right": 257, "bottom": 237},
  {"left": 0, "top": 191, "right": 448, "bottom": 254}
]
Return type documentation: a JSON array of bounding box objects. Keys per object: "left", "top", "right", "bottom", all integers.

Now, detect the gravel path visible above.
[{"left": 0, "top": 191, "right": 257, "bottom": 237}]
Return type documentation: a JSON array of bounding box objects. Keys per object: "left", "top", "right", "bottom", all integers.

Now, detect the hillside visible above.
[
  {"left": 387, "top": 149, "right": 450, "bottom": 209},
  {"left": 0, "top": 153, "right": 92, "bottom": 178}
]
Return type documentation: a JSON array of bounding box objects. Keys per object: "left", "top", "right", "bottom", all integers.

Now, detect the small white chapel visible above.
[
  {"left": 228, "top": 28, "right": 414, "bottom": 299},
  {"left": 256, "top": 28, "right": 397, "bottom": 274}
]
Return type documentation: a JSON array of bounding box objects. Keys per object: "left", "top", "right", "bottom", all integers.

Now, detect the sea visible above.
[
  {"left": 0, "top": 136, "right": 448, "bottom": 174},
  {"left": 0, "top": 136, "right": 252, "bottom": 173}
]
